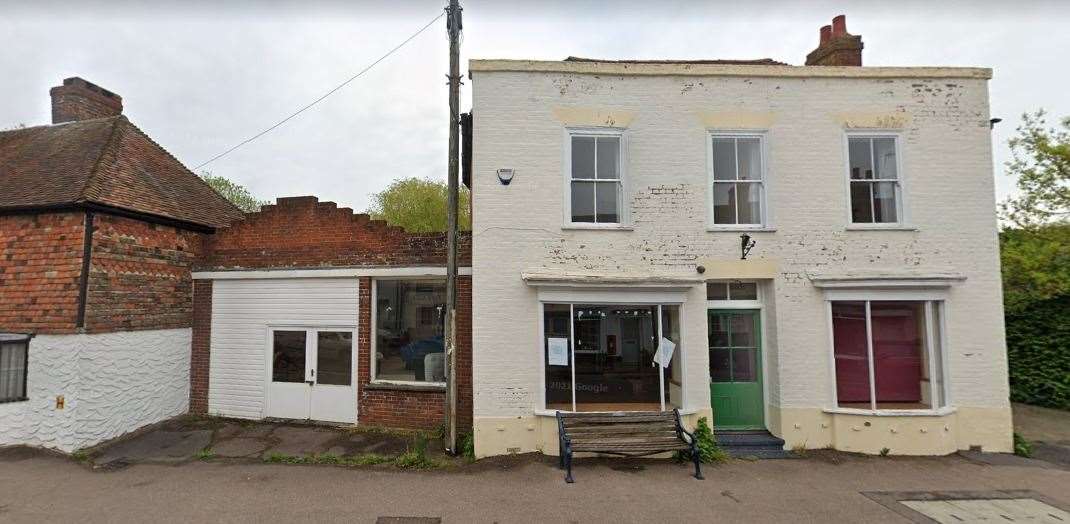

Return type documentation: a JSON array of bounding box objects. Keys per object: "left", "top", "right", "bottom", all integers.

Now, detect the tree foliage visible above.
[
  {"left": 1000, "top": 225, "right": 1070, "bottom": 314},
  {"left": 1001, "top": 110, "right": 1070, "bottom": 228},
  {"left": 200, "top": 172, "right": 268, "bottom": 213},
  {"left": 367, "top": 177, "right": 470, "bottom": 233}
]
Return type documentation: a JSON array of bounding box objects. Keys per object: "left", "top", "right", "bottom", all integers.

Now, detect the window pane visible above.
[
  {"left": 850, "top": 182, "right": 874, "bottom": 223},
  {"left": 316, "top": 331, "right": 353, "bottom": 385},
  {"left": 832, "top": 302, "right": 871, "bottom": 407},
  {"left": 595, "top": 182, "right": 619, "bottom": 223},
  {"left": 713, "top": 183, "right": 736, "bottom": 224},
  {"left": 735, "top": 183, "right": 761, "bottom": 224},
  {"left": 737, "top": 138, "right": 762, "bottom": 180},
  {"left": 871, "top": 302, "right": 926, "bottom": 408},
  {"left": 571, "top": 181, "right": 595, "bottom": 223},
  {"left": 848, "top": 138, "right": 873, "bottom": 180},
  {"left": 710, "top": 348, "right": 732, "bottom": 382},
  {"left": 872, "top": 181, "right": 898, "bottom": 223},
  {"left": 728, "top": 282, "right": 758, "bottom": 300},
  {"left": 544, "top": 304, "right": 573, "bottom": 410},
  {"left": 730, "top": 313, "right": 755, "bottom": 347},
  {"left": 709, "top": 313, "right": 729, "bottom": 347},
  {"left": 712, "top": 138, "right": 737, "bottom": 181},
  {"left": 272, "top": 331, "right": 306, "bottom": 383},
  {"left": 0, "top": 341, "right": 28, "bottom": 401},
  {"left": 873, "top": 138, "right": 897, "bottom": 180},
  {"left": 573, "top": 305, "right": 661, "bottom": 410},
  {"left": 596, "top": 136, "right": 619, "bottom": 180},
  {"left": 731, "top": 348, "right": 757, "bottom": 382},
  {"left": 375, "top": 280, "right": 446, "bottom": 382},
  {"left": 571, "top": 136, "right": 595, "bottom": 179},
  {"left": 706, "top": 282, "right": 728, "bottom": 301}
]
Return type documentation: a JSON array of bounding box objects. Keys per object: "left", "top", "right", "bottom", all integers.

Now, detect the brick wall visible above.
[
  {"left": 190, "top": 279, "right": 212, "bottom": 413},
  {"left": 198, "top": 196, "right": 470, "bottom": 271},
  {"left": 84, "top": 213, "right": 204, "bottom": 333},
  {"left": 0, "top": 211, "right": 85, "bottom": 334}
]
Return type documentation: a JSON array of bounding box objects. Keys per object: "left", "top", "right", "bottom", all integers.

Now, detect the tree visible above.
[
  {"left": 200, "top": 172, "right": 268, "bottom": 213},
  {"left": 1002, "top": 110, "right": 1070, "bottom": 228},
  {"left": 367, "top": 177, "right": 470, "bottom": 233}
]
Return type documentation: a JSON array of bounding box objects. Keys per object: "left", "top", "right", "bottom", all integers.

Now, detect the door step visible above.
[{"left": 715, "top": 430, "right": 792, "bottom": 459}]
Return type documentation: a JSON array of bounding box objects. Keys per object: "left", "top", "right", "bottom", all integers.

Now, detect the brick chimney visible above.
[
  {"left": 805, "top": 15, "right": 864, "bottom": 66},
  {"left": 50, "top": 77, "right": 123, "bottom": 124}
]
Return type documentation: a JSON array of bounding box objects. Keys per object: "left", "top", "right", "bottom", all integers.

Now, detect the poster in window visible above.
[
  {"left": 653, "top": 337, "right": 676, "bottom": 368},
  {"left": 547, "top": 337, "right": 569, "bottom": 366}
]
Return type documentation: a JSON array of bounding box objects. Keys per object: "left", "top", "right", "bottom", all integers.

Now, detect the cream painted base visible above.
[
  {"left": 774, "top": 406, "right": 1013, "bottom": 455},
  {"left": 473, "top": 409, "right": 714, "bottom": 459}
]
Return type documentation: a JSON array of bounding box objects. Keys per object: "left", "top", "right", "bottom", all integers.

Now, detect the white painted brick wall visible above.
[{"left": 470, "top": 69, "right": 1007, "bottom": 419}]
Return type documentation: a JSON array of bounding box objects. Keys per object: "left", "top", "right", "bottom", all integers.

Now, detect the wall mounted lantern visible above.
[
  {"left": 740, "top": 233, "right": 756, "bottom": 260},
  {"left": 496, "top": 168, "right": 515, "bottom": 185}
]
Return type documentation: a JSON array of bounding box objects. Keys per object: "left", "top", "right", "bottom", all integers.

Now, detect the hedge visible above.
[{"left": 1005, "top": 295, "right": 1070, "bottom": 409}]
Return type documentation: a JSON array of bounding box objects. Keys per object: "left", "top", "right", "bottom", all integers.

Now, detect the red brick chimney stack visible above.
[
  {"left": 806, "top": 15, "right": 864, "bottom": 66},
  {"left": 50, "top": 77, "right": 123, "bottom": 124}
]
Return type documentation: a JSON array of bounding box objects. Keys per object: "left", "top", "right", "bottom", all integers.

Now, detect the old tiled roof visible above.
[
  {"left": 0, "top": 116, "right": 244, "bottom": 229},
  {"left": 564, "top": 56, "right": 787, "bottom": 66}
]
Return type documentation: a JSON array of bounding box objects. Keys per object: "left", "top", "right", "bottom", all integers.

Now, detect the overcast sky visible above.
[{"left": 2, "top": 0, "right": 1068, "bottom": 211}]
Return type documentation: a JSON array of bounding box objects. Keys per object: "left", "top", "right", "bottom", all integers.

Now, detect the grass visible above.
[
  {"left": 1013, "top": 432, "right": 1034, "bottom": 458},
  {"left": 261, "top": 435, "right": 445, "bottom": 469},
  {"left": 461, "top": 432, "right": 475, "bottom": 462},
  {"left": 70, "top": 450, "right": 91, "bottom": 463},
  {"left": 194, "top": 448, "right": 216, "bottom": 460}
]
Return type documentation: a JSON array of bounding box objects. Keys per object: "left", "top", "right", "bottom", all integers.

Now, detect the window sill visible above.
[
  {"left": 707, "top": 226, "right": 777, "bottom": 233},
  {"left": 562, "top": 224, "right": 634, "bottom": 231},
  {"left": 845, "top": 224, "right": 918, "bottom": 232},
  {"left": 822, "top": 406, "right": 956, "bottom": 417},
  {"left": 364, "top": 381, "right": 445, "bottom": 392},
  {"left": 534, "top": 407, "right": 694, "bottom": 417}
]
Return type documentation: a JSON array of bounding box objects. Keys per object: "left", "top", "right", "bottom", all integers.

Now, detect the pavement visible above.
[
  {"left": 87, "top": 416, "right": 427, "bottom": 468},
  {"left": 2, "top": 447, "right": 1069, "bottom": 523},
  {"left": 1013, "top": 402, "right": 1070, "bottom": 467}
]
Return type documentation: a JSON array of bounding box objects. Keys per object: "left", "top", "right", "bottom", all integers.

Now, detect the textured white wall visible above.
[
  {"left": 470, "top": 69, "right": 1007, "bottom": 422},
  {"left": 0, "top": 328, "right": 191, "bottom": 452},
  {"left": 208, "top": 278, "right": 359, "bottom": 419}
]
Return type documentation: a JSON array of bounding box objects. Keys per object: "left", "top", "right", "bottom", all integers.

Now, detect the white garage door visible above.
[{"left": 208, "top": 277, "right": 360, "bottom": 422}]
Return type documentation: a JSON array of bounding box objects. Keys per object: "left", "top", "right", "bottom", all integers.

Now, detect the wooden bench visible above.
[{"left": 556, "top": 409, "right": 703, "bottom": 483}]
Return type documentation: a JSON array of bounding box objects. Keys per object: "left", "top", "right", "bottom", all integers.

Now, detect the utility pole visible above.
[{"left": 444, "top": 0, "right": 462, "bottom": 455}]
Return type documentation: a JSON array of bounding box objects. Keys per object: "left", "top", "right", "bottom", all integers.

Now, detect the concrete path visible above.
[
  {"left": 1, "top": 449, "right": 1069, "bottom": 523},
  {"left": 1014, "top": 403, "right": 1070, "bottom": 468}
]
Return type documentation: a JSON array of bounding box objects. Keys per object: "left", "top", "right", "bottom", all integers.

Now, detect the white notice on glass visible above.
[
  {"left": 654, "top": 338, "right": 676, "bottom": 368},
  {"left": 548, "top": 337, "right": 569, "bottom": 366}
]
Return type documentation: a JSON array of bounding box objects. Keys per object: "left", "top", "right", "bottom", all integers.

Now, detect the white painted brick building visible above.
[{"left": 468, "top": 21, "right": 1011, "bottom": 458}]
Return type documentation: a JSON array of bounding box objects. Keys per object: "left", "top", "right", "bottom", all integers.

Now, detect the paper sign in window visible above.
[
  {"left": 653, "top": 337, "right": 676, "bottom": 368},
  {"left": 547, "top": 337, "right": 569, "bottom": 366}
]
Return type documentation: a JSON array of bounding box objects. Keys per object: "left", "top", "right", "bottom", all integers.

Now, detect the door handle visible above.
[{"left": 306, "top": 380, "right": 315, "bottom": 386}]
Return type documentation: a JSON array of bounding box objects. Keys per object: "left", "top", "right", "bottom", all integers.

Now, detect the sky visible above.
[{"left": 2, "top": 0, "right": 1068, "bottom": 212}]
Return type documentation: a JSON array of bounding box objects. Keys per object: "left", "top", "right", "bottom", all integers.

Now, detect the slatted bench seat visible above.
[{"left": 556, "top": 409, "right": 703, "bottom": 483}]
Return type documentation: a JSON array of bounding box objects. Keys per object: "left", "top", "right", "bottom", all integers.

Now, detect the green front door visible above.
[{"left": 709, "top": 310, "right": 764, "bottom": 429}]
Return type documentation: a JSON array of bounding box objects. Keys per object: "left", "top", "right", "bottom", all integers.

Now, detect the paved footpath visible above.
[{"left": 1, "top": 449, "right": 1069, "bottom": 523}]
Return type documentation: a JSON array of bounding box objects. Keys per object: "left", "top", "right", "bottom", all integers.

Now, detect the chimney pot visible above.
[
  {"left": 820, "top": 25, "right": 832, "bottom": 45},
  {"left": 50, "top": 77, "right": 123, "bottom": 124},
  {"left": 831, "top": 15, "right": 847, "bottom": 38}
]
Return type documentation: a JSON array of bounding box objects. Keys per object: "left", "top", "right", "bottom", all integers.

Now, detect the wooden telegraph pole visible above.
[{"left": 444, "top": 0, "right": 462, "bottom": 455}]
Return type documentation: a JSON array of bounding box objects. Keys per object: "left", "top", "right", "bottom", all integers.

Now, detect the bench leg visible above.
[
  {"left": 692, "top": 445, "right": 705, "bottom": 480},
  {"left": 564, "top": 448, "right": 574, "bottom": 483}
]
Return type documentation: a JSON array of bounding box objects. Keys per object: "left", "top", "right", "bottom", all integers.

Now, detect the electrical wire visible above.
[{"left": 193, "top": 10, "right": 446, "bottom": 171}]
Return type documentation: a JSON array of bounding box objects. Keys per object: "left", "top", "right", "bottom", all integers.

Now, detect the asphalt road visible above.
[{"left": 1, "top": 449, "right": 1068, "bottom": 523}]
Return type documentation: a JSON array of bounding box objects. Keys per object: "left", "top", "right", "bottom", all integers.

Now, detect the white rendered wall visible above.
[
  {"left": 0, "top": 328, "right": 191, "bottom": 453},
  {"left": 470, "top": 67, "right": 1010, "bottom": 454}
]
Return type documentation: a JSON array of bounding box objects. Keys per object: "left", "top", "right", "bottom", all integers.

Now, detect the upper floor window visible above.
[
  {"left": 567, "top": 130, "right": 623, "bottom": 225},
  {"left": 710, "top": 134, "right": 766, "bottom": 227},
  {"left": 847, "top": 135, "right": 902, "bottom": 224}
]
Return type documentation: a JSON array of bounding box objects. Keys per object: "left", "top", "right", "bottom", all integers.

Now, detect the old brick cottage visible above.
[{"left": 1, "top": 78, "right": 472, "bottom": 452}]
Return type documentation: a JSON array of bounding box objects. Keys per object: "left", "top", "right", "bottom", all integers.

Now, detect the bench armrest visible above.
[{"left": 673, "top": 408, "right": 697, "bottom": 444}]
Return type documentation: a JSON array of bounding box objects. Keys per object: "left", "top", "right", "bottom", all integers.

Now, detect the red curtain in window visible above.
[
  {"left": 870, "top": 302, "right": 923, "bottom": 403},
  {"left": 832, "top": 302, "right": 870, "bottom": 403}
]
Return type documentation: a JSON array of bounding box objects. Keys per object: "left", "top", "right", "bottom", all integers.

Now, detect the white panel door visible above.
[{"left": 265, "top": 327, "right": 357, "bottom": 423}]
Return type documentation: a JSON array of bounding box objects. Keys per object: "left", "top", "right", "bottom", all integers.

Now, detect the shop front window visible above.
[
  {"left": 374, "top": 280, "right": 447, "bottom": 383},
  {"left": 543, "top": 303, "right": 680, "bottom": 412}
]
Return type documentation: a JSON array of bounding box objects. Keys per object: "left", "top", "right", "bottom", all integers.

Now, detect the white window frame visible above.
[
  {"left": 707, "top": 131, "right": 771, "bottom": 230},
  {"left": 823, "top": 290, "right": 953, "bottom": 416},
  {"left": 843, "top": 131, "right": 909, "bottom": 229},
  {"left": 0, "top": 334, "right": 30, "bottom": 404},
  {"left": 563, "top": 127, "right": 629, "bottom": 229},
  {"left": 704, "top": 280, "right": 763, "bottom": 309},
  {"left": 370, "top": 277, "right": 448, "bottom": 388}
]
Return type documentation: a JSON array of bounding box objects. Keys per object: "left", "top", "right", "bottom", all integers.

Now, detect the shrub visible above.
[
  {"left": 1013, "top": 433, "right": 1034, "bottom": 458},
  {"left": 692, "top": 417, "right": 728, "bottom": 463},
  {"left": 461, "top": 432, "right": 475, "bottom": 462}
]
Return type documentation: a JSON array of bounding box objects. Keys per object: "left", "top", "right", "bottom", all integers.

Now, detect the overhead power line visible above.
[{"left": 193, "top": 10, "right": 446, "bottom": 171}]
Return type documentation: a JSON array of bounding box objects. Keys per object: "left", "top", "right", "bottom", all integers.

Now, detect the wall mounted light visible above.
[
  {"left": 497, "top": 168, "right": 515, "bottom": 185},
  {"left": 740, "top": 233, "right": 756, "bottom": 260}
]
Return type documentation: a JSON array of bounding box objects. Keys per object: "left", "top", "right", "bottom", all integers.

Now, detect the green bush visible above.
[
  {"left": 1005, "top": 295, "right": 1070, "bottom": 410},
  {"left": 1014, "top": 433, "right": 1034, "bottom": 458},
  {"left": 692, "top": 417, "right": 728, "bottom": 463}
]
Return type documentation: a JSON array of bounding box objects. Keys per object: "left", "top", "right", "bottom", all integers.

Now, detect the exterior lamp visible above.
[{"left": 497, "top": 168, "right": 515, "bottom": 185}]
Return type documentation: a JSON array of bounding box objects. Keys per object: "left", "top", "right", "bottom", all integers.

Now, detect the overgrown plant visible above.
[
  {"left": 461, "top": 432, "right": 475, "bottom": 462},
  {"left": 194, "top": 448, "right": 216, "bottom": 461},
  {"left": 691, "top": 417, "right": 728, "bottom": 464},
  {"left": 1013, "top": 433, "right": 1034, "bottom": 458}
]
